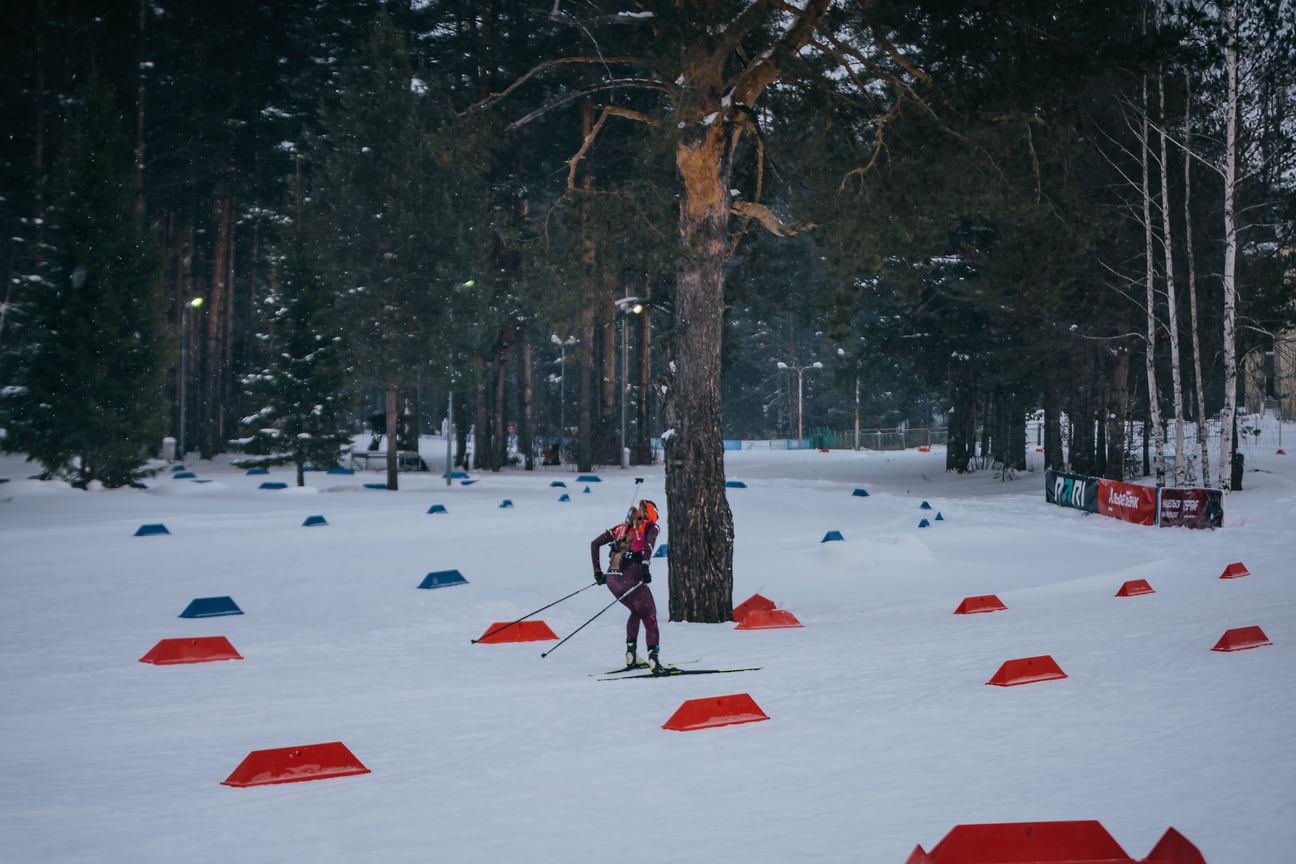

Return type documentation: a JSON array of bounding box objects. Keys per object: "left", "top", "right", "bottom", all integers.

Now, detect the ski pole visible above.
[
  {"left": 471, "top": 581, "right": 599, "bottom": 644},
  {"left": 623, "top": 476, "right": 645, "bottom": 516},
  {"left": 541, "top": 582, "right": 643, "bottom": 659}
]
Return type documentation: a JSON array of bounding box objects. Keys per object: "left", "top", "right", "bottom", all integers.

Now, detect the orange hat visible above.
[{"left": 639, "top": 499, "right": 658, "bottom": 523}]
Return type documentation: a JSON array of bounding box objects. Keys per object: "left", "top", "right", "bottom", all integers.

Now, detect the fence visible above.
[{"left": 724, "top": 427, "right": 948, "bottom": 452}]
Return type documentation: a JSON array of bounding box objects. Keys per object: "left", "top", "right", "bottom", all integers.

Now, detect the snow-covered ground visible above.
[{"left": 1, "top": 428, "right": 1292, "bottom": 863}]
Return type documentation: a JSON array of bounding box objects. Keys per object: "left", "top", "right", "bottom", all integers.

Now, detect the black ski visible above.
[
  {"left": 598, "top": 666, "right": 761, "bottom": 681},
  {"left": 595, "top": 659, "right": 700, "bottom": 676}
]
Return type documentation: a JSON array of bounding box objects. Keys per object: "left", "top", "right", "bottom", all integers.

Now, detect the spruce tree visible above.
[
  {"left": 233, "top": 181, "right": 354, "bottom": 485},
  {"left": 1, "top": 72, "right": 166, "bottom": 488}
]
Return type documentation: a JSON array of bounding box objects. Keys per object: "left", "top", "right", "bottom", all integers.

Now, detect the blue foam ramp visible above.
[
  {"left": 134, "top": 523, "right": 170, "bottom": 536},
  {"left": 442, "top": 471, "right": 470, "bottom": 479},
  {"left": 821, "top": 530, "right": 844, "bottom": 542},
  {"left": 918, "top": 518, "right": 931, "bottom": 528},
  {"left": 426, "top": 504, "right": 447, "bottom": 514},
  {"left": 180, "top": 596, "right": 243, "bottom": 618},
  {"left": 364, "top": 483, "right": 387, "bottom": 489},
  {"left": 419, "top": 570, "right": 468, "bottom": 589},
  {"left": 328, "top": 467, "right": 354, "bottom": 475},
  {"left": 173, "top": 472, "right": 196, "bottom": 479},
  {"left": 260, "top": 481, "right": 288, "bottom": 490},
  {"left": 725, "top": 480, "right": 747, "bottom": 488},
  {"left": 654, "top": 544, "right": 668, "bottom": 558},
  {"left": 920, "top": 500, "right": 932, "bottom": 509},
  {"left": 550, "top": 481, "right": 566, "bottom": 487},
  {"left": 852, "top": 488, "right": 869, "bottom": 497},
  {"left": 558, "top": 494, "right": 570, "bottom": 502},
  {"left": 246, "top": 467, "right": 268, "bottom": 475},
  {"left": 577, "top": 475, "right": 601, "bottom": 482},
  {"left": 302, "top": 514, "right": 328, "bottom": 527},
  {"left": 500, "top": 499, "right": 514, "bottom": 508}
]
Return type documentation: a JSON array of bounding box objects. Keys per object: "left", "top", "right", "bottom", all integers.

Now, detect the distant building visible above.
[{"left": 1243, "top": 329, "right": 1296, "bottom": 419}]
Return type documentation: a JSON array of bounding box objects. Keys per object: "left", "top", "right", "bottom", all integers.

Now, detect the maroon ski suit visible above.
[{"left": 590, "top": 519, "right": 660, "bottom": 647}]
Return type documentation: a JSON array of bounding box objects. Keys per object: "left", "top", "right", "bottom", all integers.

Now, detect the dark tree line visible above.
[{"left": 2, "top": 1, "right": 1293, "bottom": 618}]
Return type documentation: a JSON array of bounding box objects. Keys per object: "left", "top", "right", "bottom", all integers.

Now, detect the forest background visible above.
[{"left": 1, "top": 1, "right": 1294, "bottom": 619}]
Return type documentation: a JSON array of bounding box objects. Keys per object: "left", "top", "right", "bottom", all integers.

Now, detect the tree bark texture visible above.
[
  {"left": 664, "top": 125, "right": 734, "bottom": 624},
  {"left": 384, "top": 384, "right": 398, "bottom": 490},
  {"left": 1217, "top": 0, "right": 1239, "bottom": 489},
  {"left": 519, "top": 321, "right": 534, "bottom": 470}
]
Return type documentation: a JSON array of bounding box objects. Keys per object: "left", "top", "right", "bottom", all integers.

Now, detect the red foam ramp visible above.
[
  {"left": 662, "top": 693, "right": 769, "bottom": 731},
  {"left": 907, "top": 820, "right": 1136, "bottom": 863},
  {"left": 1115, "top": 579, "right": 1155, "bottom": 597},
  {"left": 221, "top": 741, "right": 370, "bottom": 787},
  {"left": 954, "top": 594, "right": 1007, "bottom": 614},
  {"left": 475, "top": 620, "right": 558, "bottom": 643},
  {"left": 734, "top": 609, "right": 803, "bottom": 630},
  {"left": 139, "top": 636, "right": 242, "bottom": 665},
  {"left": 987, "top": 654, "right": 1067, "bottom": 687},
  {"left": 733, "top": 592, "right": 777, "bottom": 623},
  {"left": 1211, "top": 625, "right": 1272, "bottom": 652},
  {"left": 1219, "top": 562, "right": 1249, "bottom": 579},
  {"left": 1144, "top": 827, "right": 1206, "bottom": 864}
]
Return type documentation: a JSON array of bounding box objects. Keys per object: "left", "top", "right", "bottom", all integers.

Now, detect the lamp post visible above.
[
  {"left": 776, "top": 360, "right": 822, "bottom": 448},
  {"left": 615, "top": 297, "right": 644, "bottom": 468},
  {"left": 551, "top": 333, "right": 576, "bottom": 463},
  {"left": 177, "top": 297, "right": 203, "bottom": 460}
]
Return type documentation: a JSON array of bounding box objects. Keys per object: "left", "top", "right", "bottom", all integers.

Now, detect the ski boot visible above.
[
  {"left": 648, "top": 645, "right": 669, "bottom": 676},
  {"left": 625, "top": 640, "right": 641, "bottom": 670}
]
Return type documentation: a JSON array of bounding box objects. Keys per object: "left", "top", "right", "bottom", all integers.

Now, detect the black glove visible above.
[
  {"left": 594, "top": 570, "right": 605, "bottom": 585},
  {"left": 641, "top": 565, "right": 651, "bottom": 584}
]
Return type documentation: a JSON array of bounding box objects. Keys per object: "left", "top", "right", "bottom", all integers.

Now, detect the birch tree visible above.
[
  {"left": 1217, "top": 0, "right": 1241, "bottom": 488},
  {"left": 1156, "top": 0, "right": 1187, "bottom": 486}
]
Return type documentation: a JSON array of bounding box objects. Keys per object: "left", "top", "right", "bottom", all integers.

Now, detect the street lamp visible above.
[
  {"left": 445, "top": 279, "right": 476, "bottom": 484},
  {"left": 615, "top": 296, "right": 644, "bottom": 468},
  {"left": 550, "top": 333, "right": 576, "bottom": 464},
  {"left": 777, "top": 360, "right": 822, "bottom": 449},
  {"left": 177, "top": 297, "right": 203, "bottom": 460}
]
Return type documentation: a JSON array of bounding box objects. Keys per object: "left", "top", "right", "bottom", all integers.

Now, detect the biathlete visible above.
[{"left": 590, "top": 499, "right": 665, "bottom": 674}]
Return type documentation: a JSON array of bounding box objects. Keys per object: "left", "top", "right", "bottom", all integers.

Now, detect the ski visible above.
[
  {"left": 598, "top": 666, "right": 761, "bottom": 681},
  {"left": 594, "top": 659, "right": 700, "bottom": 676}
]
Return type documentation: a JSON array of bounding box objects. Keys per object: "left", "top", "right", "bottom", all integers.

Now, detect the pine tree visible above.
[
  {"left": 310, "top": 11, "right": 498, "bottom": 489},
  {"left": 1, "top": 71, "right": 166, "bottom": 488},
  {"left": 233, "top": 176, "right": 353, "bottom": 486}
]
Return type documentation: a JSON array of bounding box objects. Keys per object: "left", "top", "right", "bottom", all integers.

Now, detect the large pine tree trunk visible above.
[
  {"left": 664, "top": 126, "right": 734, "bottom": 624},
  {"left": 201, "top": 182, "right": 233, "bottom": 459},
  {"left": 494, "top": 339, "right": 511, "bottom": 470},
  {"left": 519, "top": 321, "right": 534, "bottom": 470},
  {"left": 384, "top": 384, "right": 398, "bottom": 490},
  {"left": 599, "top": 284, "right": 617, "bottom": 464},
  {"left": 577, "top": 302, "right": 595, "bottom": 473},
  {"left": 946, "top": 359, "right": 975, "bottom": 472}
]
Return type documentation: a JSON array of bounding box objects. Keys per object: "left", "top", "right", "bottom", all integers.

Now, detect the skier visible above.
[{"left": 591, "top": 499, "right": 664, "bottom": 673}]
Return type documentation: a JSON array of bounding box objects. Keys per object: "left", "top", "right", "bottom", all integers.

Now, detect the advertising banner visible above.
[
  {"left": 1159, "top": 487, "right": 1224, "bottom": 529},
  {"left": 1097, "top": 479, "right": 1158, "bottom": 525},
  {"left": 1045, "top": 469, "right": 1099, "bottom": 513}
]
